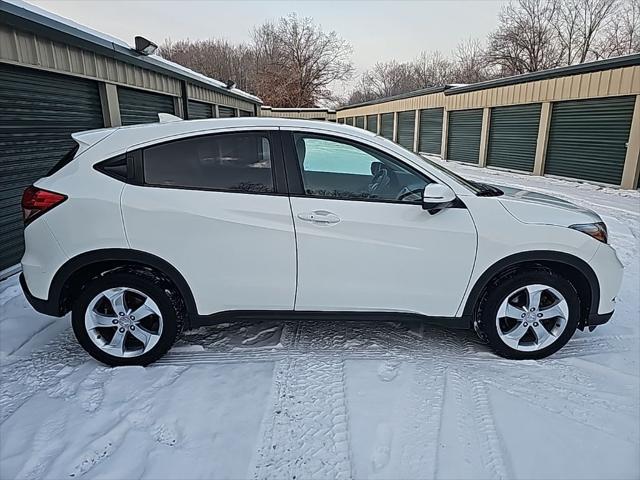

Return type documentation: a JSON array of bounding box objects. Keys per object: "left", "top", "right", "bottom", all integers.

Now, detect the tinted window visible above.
[
  {"left": 294, "top": 134, "right": 429, "bottom": 203},
  {"left": 143, "top": 132, "right": 273, "bottom": 193},
  {"left": 96, "top": 154, "right": 128, "bottom": 181}
]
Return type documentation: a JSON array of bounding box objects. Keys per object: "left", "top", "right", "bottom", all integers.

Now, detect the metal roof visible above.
[
  {"left": 337, "top": 85, "right": 450, "bottom": 111},
  {"left": 446, "top": 53, "right": 640, "bottom": 95},
  {"left": 0, "top": 0, "right": 262, "bottom": 104},
  {"left": 338, "top": 54, "right": 640, "bottom": 110}
]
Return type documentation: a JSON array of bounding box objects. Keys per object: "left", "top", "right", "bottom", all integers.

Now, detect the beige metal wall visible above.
[
  {"left": 0, "top": 23, "right": 181, "bottom": 96},
  {"left": 336, "top": 65, "right": 640, "bottom": 189},
  {"left": 0, "top": 23, "right": 259, "bottom": 114},
  {"left": 261, "top": 107, "right": 336, "bottom": 121}
]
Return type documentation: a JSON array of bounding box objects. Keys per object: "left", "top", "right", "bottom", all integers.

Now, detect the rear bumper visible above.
[{"left": 20, "top": 273, "right": 60, "bottom": 317}]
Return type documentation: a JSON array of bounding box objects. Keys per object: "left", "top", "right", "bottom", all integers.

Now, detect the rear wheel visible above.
[
  {"left": 476, "top": 268, "right": 580, "bottom": 359},
  {"left": 72, "top": 270, "right": 183, "bottom": 366}
]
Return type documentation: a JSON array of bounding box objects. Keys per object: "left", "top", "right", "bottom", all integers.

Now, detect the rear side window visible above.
[
  {"left": 143, "top": 132, "right": 273, "bottom": 193},
  {"left": 46, "top": 144, "right": 79, "bottom": 176}
]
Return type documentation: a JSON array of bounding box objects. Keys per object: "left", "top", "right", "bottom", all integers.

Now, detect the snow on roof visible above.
[{"left": 4, "top": 0, "right": 261, "bottom": 104}]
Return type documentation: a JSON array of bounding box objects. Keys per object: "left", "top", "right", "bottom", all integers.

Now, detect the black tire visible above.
[
  {"left": 476, "top": 268, "right": 580, "bottom": 360},
  {"left": 72, "top": 270, "right": 184, "bottom": 366}
]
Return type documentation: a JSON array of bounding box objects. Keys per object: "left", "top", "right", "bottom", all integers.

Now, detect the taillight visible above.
[{"left": 21, "top": 186, "right": 67, "bottom": 225}]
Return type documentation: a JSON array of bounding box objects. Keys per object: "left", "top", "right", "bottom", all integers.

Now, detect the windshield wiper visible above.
[{"left": 475, "top": 182, "right": 504, "bottom": 197}]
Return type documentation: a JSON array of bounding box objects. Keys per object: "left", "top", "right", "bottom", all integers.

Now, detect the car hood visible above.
[{"left": 495, "top": 185, "right": 601, "bottom": 226}]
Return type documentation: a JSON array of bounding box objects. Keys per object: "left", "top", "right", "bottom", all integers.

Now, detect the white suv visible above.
[{"left": 20, "top": 117, "right": 623, "bottom": 365}]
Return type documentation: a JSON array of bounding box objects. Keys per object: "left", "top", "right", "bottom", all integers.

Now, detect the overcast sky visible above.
[{"left": 29, "top": 0, "right": 506, "bottom": 93}]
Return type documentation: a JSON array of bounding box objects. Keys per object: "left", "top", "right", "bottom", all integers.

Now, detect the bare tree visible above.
[
  {"left": 252, "top": 14, "right": 354, "bottom": 107},
  {"left": 159, "top": 38, "right": 256, "bottom": 93},
  {"left": 412, "top": 51, "right": 457, "bottom": 87},
  {"left": 487, "top": 0, "right": 563, "bottom": 74},
  {"left": 453, "top": 38, "right": 494, "bottom": 83},
  {"left": 595, "top": 0, "right": 640, "bottom": 57},
  {"left": 574, "top": 0, "right": 619, "bottom": 62}
]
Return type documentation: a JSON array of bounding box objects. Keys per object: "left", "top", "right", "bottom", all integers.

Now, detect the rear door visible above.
[
  {"left": 121, "top": 129, "right": 296, "bottom": 315},
  {"left": 284, "top": 131, "right": 477, "bottom": 317}
]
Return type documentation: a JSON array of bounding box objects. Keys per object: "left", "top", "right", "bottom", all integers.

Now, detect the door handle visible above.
[{"left": 297, "top": 210, "right": 340, "bottom": 225}]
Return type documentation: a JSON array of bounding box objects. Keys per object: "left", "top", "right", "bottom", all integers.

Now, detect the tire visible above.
[
  {"left": 476, "top": 268, "right": 580, "bottom": 360},
  {"left": 72, "top": 270, "right": 184, "bottom": 366}
]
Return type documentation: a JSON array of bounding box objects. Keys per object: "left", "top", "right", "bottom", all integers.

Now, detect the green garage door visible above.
[
  {"left": 0, "top": 64, "right": 103, "bottom": 270},
  {"left": 447, "top": 109, "right": 483, "bottom": 164},
  {"left": 545, "top": 96, "right": 635, "bottom": 185},
  {"left": 397, "top": 111, "right": 415, "bottom": 150},
  {"left": 118, "top": 87, "right": 175, "bottom": 125},
  {"left": 487, "top": 104, "right": 541, "bottom": 172},
  {"left": 346, "top": 117, "right": 354, "bottom": 126},
  {"left": 187, "top": 100, "right": 213, "bottom": 119},
  {"left": 218, "top": 106, "right": 236, "bottom": 118},
  {"left": 338, "top": 118, "right": 345, "bottom": 124},
  {"left": 239, "top": 110, "right": 253, "bottom": 117},
  {"left": 366, "top": 115, "right": 377, "bottom": 133},
  {"left": 380, "top": 113, "right": 394, "bottom": 140},
  {"left": 418, "top": 108, "right": 443, "bottom": 154},
  {"left": 355, "top": 116, "right": 365, "bottom": 128}
]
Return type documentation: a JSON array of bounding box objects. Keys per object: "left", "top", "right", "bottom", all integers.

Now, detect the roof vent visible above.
[
  {"left": 158, "top": 113, "right": 182, "bottom": 123},
  {"left": 134, "top": 36, "right": 158, "bottom": 55},
  {"left": 226, "top": 80, "right": 236, "bottom": 89}
]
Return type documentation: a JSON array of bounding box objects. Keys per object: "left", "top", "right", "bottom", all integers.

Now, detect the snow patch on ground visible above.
[{"left": 1, "top": 166, "right": 639, "bottom": 479}]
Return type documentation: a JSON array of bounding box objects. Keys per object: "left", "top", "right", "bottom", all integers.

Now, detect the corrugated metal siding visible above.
[
  {"left": 545, "top": 96, "right": 635, "bottom": 184},
  {"left": 217, "top": 106, "right": 236, "bottom": 118},
  {"left": 447, "top": 109, "right": 483, "bottom": 163},
  {"left": 366, "top": 114, "right": 377, "bottom": 133},
  {"left": 345, "top": 117, "right": 354, "bottom": 126},
  {"left": 397, "top": 110, "right": 415, "bottom": 149},
  {"left": 187, "top": 100, "right": 213, "bottom": 119},
  {"left": 355, "top": 116, "right": 365, "bottom": 128},
  {"left": 0, "top": 64, "right": 103, "bottom": 270},
  {"left": 418, "top": 108, "right": 443, "bottom": 154},
  {"left": 380, "top": 113, "right": 394, "bottom": 140},
  {"left": 487, "top": 104, "right": 541, "bottom": 172},
  {"left": 0, "top": 24, "right": 182, "bottom": 97},
  {"left": 118, "top": 87, "right": 175, "bottom": 125},
  {"left": 187, "top": 84, "right": 257, "bottom": 111}
]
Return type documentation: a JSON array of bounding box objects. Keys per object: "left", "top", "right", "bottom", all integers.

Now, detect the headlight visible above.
[{"left": 569, "top": 222, "right": 608, "bottom": 243}]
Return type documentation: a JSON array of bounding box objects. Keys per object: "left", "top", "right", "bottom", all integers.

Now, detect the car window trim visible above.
[
  {"left": 281, "top": 130, "right": 434, "bottom": 204},
  {"left": 135, "top": 130, "right": 285, "bottom": 195}
]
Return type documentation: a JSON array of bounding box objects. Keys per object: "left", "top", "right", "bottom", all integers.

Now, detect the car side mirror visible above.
[{"left": 422, "top": 183, "right": 457, "bottom": 214}]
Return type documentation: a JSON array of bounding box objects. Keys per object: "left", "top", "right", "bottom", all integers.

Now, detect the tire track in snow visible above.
[
  {"left": 397, "top": 362, "right": 446, "bottom": 479},
  {"left": 252, "top": 356, "right": 351, "bottom": 480}
]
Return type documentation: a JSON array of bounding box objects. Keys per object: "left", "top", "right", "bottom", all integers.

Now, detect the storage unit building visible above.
[
  {"left": 336, "top": 54, "right": 640, "bottom": 190},
  {"left": 355, "top": 116, "right": 365, "bottom": 128},
  {"left": 0, "top": 0, "right": 262, "bottom": 273}
]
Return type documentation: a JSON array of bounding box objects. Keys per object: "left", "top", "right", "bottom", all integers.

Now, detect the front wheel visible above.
[
  {"left": 476, "top": 268, "right": 580, "bottom": 359},
  {"left": 72, "top": 270, "right": 183, "bottom": 366}
]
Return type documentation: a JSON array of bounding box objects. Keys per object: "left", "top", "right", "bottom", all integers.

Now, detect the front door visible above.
[{"left": 286, "top": 131, "right": 477, "bottom": 317}]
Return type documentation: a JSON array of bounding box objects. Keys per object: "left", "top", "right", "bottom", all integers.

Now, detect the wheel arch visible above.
[
  {"left": 462, "top": 251, "right": 599, "bottom": 328},
  {"left": 49, "top": 249, "right": 198, "bottom": 319}
]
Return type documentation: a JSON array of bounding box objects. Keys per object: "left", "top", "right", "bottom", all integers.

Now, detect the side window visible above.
[
  {"left": 143, "top": 132, "right": 273, "bottom": 193},
  {"left": 293, "top": 134, "right": 429, "bottom": 203}
]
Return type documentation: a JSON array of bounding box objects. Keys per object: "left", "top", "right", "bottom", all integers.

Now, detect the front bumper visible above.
[{"left": 20, "top": 273, "right": 59, "bottom": 317}]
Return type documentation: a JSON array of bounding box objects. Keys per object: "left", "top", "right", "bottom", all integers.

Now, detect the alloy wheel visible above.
[
  {"left": 84, "top": 287, "right": 163, "bottom": 358},
  {"left": 495, "top": 284, "right": 569, "bottom": 352}
]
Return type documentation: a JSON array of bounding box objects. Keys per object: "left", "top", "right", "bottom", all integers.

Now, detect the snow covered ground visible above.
[{"left": 1, "top": 163, "right": 639, "bottom": 480}]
